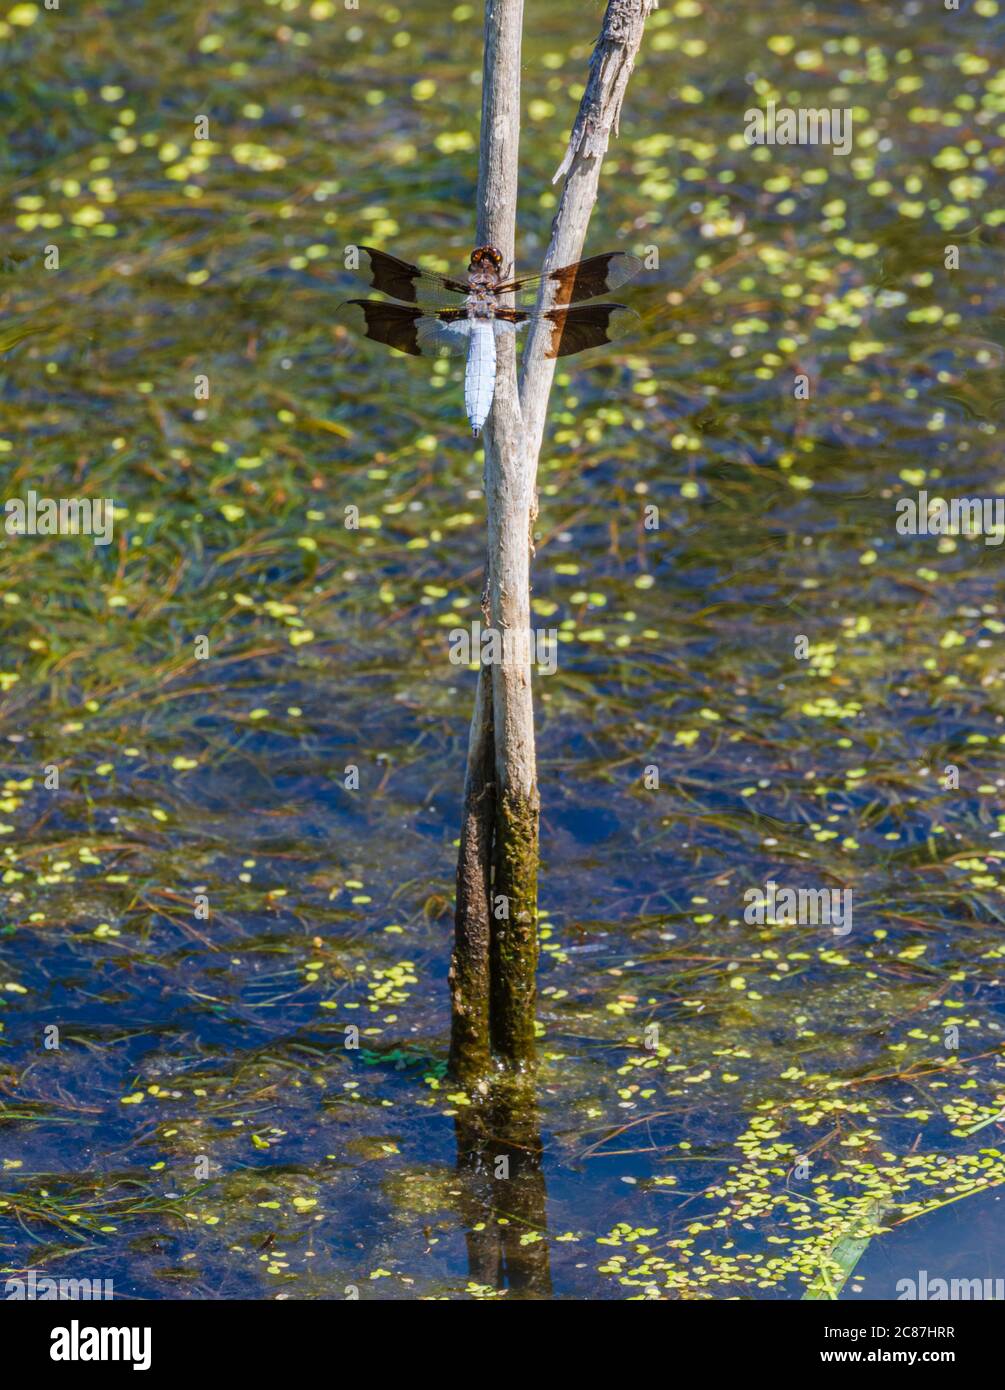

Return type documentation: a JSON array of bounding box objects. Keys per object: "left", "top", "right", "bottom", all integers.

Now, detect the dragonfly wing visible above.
[
  {"left": 340, "top": 300, "right": 424, "bottom": 355},
  {"left": 415, "top": 313, "right": 473, "bottom": 356},
  {"left": 354, "top": 246, "right": 469, "bottom": 307},
  {"left": 499, "top": 252, "right": 644, "bottom": 307},
  {"left": 342, "top": 301, "right": 477, "bottom": 357},
  {"left": 536, "top": 304, "right": 640, "bottom": 358}
]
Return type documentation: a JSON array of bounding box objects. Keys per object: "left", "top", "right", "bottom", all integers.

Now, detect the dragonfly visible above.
[{"left": 341, "top": 244, "right": 641, "bottom": 437}]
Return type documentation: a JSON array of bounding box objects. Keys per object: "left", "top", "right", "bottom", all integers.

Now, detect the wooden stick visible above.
[
  {"left": 451, "top": 0, "right": 526, "bottom": 1081},
  {"left": 519, "top": 0, "right": 658, "bottom": 460},
  {"left": 475, "top": 0, "right": 540, "bottom": 1069},
  {"left": 451, "top": 0, "right": 655, "bottom": 1080},
  {"left": 449, "top": 640, "right": 495, "bottom": 1080}
]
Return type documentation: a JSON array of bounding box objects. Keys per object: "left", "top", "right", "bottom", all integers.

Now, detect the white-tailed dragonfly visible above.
[{"left": 342, "top": 244, "right": 641, "bottom": 437}]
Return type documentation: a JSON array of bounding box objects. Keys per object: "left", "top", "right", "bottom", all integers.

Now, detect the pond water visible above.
[{"left": 1, "top": 0, "right": 1004, "bottom": 1299}]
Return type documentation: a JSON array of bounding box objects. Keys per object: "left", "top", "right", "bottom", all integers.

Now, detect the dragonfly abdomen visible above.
[{"left": 465, "top": 321, "right": 497, "bottom": 438}]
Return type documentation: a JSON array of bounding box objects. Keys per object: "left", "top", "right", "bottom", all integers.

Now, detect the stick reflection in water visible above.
[{"left": 453, "top": 1085, "right": 552, "bottom": 1298}]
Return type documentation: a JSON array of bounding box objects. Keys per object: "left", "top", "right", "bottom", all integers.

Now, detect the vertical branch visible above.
[
  {"left": 519, "top": 0, "right": 657, "bottom": 462},
  {"left": 452, "top": 0, "right": 654, "bottom": 1080},
  {"left": 449, "top": 650, "right": 495, "bottom": 1081},
  {"left": 475, "top": 0, "right": 540, "bottom": 1069},
  {"left": 489, "top": 0, "right": 653, "bottom": 1064},
  {"left": 475, "top": 0, "right": 524, "bottom": 258},
  {"left": 451, "top": 0, "right": 527, "bottom": 1080}
]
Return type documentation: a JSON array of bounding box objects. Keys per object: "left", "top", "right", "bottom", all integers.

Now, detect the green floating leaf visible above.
[{"left": 802, "top": 1199, "right": 888, "bottom": 1301}]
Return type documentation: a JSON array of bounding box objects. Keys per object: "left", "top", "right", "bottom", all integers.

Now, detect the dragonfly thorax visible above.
[
  {"left": 466, "top": 290, "right": 498, "bottom": 320},
  {"left": 467, "top": 244, "right": 504, "bottom": 307}
]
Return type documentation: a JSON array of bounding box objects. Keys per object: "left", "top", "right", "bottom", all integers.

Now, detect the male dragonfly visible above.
[{"left": 341, "top": 244, "right": 641, "bottom": 437}]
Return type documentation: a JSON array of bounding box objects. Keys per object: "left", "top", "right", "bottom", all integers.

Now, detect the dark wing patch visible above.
[
  {"left": 354, "top": 246, "right": 469, "bottom": 305},
  {"left": 341, "top": 301, "right": 470, "bottom": 356},
  {"left": 543, "top": 304, "right": 639, "bottom": 358},
  {"left": 341, "top": 300, "right": 425, "bottom": 355},
  {"left": 499, "top": 252, "right": 643, "bottom": 307},
  {"left": 492, "top": 307, "right": 530, "bottom": 324}
]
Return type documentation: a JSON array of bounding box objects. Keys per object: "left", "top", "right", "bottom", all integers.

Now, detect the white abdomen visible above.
[{"left": 465, "top": 322, "right": 496, "bottom": 437}]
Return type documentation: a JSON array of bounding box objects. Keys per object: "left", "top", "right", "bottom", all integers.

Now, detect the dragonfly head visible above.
[{"left": 469, "top": 245, "right": 503, "bottom": 274}]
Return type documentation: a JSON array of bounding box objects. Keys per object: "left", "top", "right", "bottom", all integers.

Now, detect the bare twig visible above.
[
  {"left": 520, "top": 0, "right": 657, "bottom": 467},
  {"left": 451, "top": 0, "right": 528, "bottom": 1080},
  {"left": 451, "top": 0, "right": 655, "bottom": 1080}
]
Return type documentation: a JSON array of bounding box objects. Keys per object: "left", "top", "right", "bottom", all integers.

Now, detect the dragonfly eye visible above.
[{"left": 470, "top": 244, "right": 503, "bottom": 271}]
